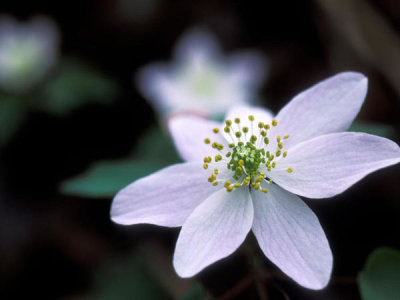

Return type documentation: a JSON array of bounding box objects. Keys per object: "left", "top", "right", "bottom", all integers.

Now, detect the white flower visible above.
[
  {"left": 0, "top": 15, "right": 59, "bottom": 93},
  {"left": 136, "top": 27, "right": 267, "bottom": 118},
  {"left": 111, "top": 72, "right": 400, "bottom": 289}
]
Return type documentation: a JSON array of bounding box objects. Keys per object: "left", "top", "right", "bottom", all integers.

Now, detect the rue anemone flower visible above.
[
  {"left": 0, "top": 15, "right": 59, "bottom": 93},
  {"left": 111, "top": 72, "right": 400, "bottom": 289},
  {"left": 135, "top": 26, "right": 267, "bottom": 119}
]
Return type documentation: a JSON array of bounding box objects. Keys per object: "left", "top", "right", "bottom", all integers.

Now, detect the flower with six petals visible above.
[
  {"left": 111, "top": 72, "right": 400, "bottom": 289},
  {"left": 135, "top": 27, "right": 267, "bottom": 118}
]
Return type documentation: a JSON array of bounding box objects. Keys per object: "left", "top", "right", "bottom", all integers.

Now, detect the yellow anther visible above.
[
  {"left": 215, "top": 155, "right": 222, "bottom": 162},
  {"left": 276, "top": 150, "right": 281, "bottom": 157},
  {"left": 267, "top": 167, "right": 271, "bottom": 172},
  {"left": 269, "top": 154, "right": 274, "bottom": 161},
  {"left": 246, "top": 176, "right": 251, "bottom": 181},
  {"left": 234, "top": 118, "right": 240, "bottom": 124},
  {"left": 272, "top": 162, "right": 276, "bottom": 168},
  {"left": 211, "top": 173, "right": 216, "bottom": 180},
  {"left": 238, "top": 159, "right": 244, "bottom": 166},
  {"left": 278, "top": 142, "right": 283, "bottom": 149},
  {"left": 204, "top": 138, "right": 210, "bottom": 144},
  {"left": 287, "top": 168, "right": 293, "bottom": 173},
  {"left": 229, "top": 143, "right": 235, "bottom": 148},
  {"left": 277, "top": 136, "right": 281, "bottom": 142},
  {"left": 213, "top": 128, "right": 219, "bottom": 134},
  {"left": 261, "top": 188, "right": 268, "bottom": 194},
  {"left": 248, "top": 115, "right": 255, "bottom": 121},
  {"left": 234, "top": 183, "right": 241, "bottom": 188},
  {"left": 242, "top": 127, "right": 249, "bottom": 133},
  {"left": 272, "top": 119, "right": 278, "bottom": 126},
  {"left": 214, "top": 168, "right": 219, "bottom": 174},
  {"left": 264, "top": 124, "right": 270, "bottom": 130},
  {"left": 224, "top": 180, "right": 232, "bottom": 187},
  {"left": 235, "top": 131, "right": 242, "bottom": 138},
  {"left": 259, "top": 172, "right": 265, "bottom": 177},
  {"left": 225, "top": 120, "right": 232, "bottom": 126},
  {"left": 269, "top": 179, "right": 273, "bottom": 185},
  {"left": 264, "top": 137, "right": 269, "bottom": 145},
  {"left": 254, "top": 183, "right": 260, "bottom": 190},
  {"left": 227, "top": 186, "right": 234, "bottom": 192},
  {"left": 204, "top": 156, "right": 211, "bottom": 163},
  {"left": 258, "top": 122, "right": 264, "bottom": 128},
  {"left": 203, "top": 163, "right": 208, "bottom": 169},
  {"left": 224, "top": 126, "right": 230, "bottom": 133},
  {"left": 212, "top": 182, "right": 218, "bottom": 186},
  {"left": 283, "top": 135, "right": 290, "bottom": 139},
  {"left": 260, "top": 130, "right": 266, "bottom": 137},
  {"left": 283, "top": 151, "right": 287, "bottom": 158}
]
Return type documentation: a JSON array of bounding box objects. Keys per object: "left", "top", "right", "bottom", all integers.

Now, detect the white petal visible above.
[
  {"left": 111, "top": 162, "right": 219, "bottom": 227},
  {"left": 221, "top": 105, "right": 274, "bottom": 143},
  {"left": 270, "top": 132, "right": 400, "bottom": 198},
  {"left": 168, "top": 115, "right": 227, "bottom": 161},
  {"left": 173, "top": 187, "right": 253, "bottom": 277},
  {"left": 227, "top": 50, "right": 268, "bottom": 87},
  {"left": 173, "top": 27, "right": 220, "bottom": 63},
  {"left": 273, "top": 72, "right": 368, "bottom": 149},
  {"left": 251, "top": 182, "right": 332, "bottom": 289},
  {"left": 135, "top": 63, "right": 179, "bottom": 116}
]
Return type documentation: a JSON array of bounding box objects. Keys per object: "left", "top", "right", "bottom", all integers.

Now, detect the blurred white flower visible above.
[
  {"left": 136, "top": 27, "right": 267, "bottom": 118},
  {"left": 0, "top": 16, "right": 60, "bottom": 93}
]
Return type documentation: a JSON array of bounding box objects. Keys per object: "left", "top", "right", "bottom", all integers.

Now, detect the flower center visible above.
[{"left": 203, "top": 115, "right": 293, "bottom": 193}]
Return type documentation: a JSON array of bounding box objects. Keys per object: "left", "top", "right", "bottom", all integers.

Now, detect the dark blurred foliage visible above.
[{"left": 0, "top": 0, "right": 399, "bottom": 299}]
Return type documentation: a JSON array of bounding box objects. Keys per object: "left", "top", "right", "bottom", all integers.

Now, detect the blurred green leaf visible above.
[
  {"left": 178, "top": 283, "right": 206, "bottom": 300},
  {"left": 358, "top": 247, "right": 400, "bottom": 300},
  {"left": 0, "top": 97, "right": 26, "bottom": 148},
  {"left": 132, "top": 126, "right": 181, "bottom": 164},
  {"left": 38, "top": 59, "right": 118, "bottom": 116},
  {"left": 60, "top": 126, "right": 181, "bottom": 198},
  {"left": 60, "top": 159, "right": 164, "bottom": 198},
  {"left": 82, "top": 254, "right": 170, "bottom": 300},
  {"left": 349, "top": 121, "right": 395, "bottom": 138}
]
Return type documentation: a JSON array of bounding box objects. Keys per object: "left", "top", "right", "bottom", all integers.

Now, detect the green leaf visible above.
[
  {"left": 349, "top": 121, "right": 395, "bottom": 138},
  {"left": 132, "top": 126, "right": 181, "bottom": 164},
  {"left": 358, "top": 247, "right": 400, "bottom": 300},
  {"left": 60, "top": 159, "right": 163, "bottom": 198},
  {"left": 0, "top": 97, "right": 26, "bottom": 148},
  {"left": 60, "top": 126, "right": 182, "bottom": 198},
  {"left": 178, "top": 283, "right": 206, "bottom": 300},
  {"left": 82, "top": 254, "right": 170, "bottom": 300},
  {"left": 38, "top": 59, "right": 119, "bottom": 116}
]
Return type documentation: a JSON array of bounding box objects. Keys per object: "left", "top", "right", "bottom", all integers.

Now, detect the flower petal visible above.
[
  {"left": 270, "top": 132, "right": 400, "bottom": 198},
  {"left": 273, "top": 72, "right": 368, "bottom": 149},
  {"left": 169, "top": 115, "right": 227, "bottom": 161},
  {"left": 173, "top": 27, "right": 220, "bottom": 63},
  {"left": 251, "top": 182, "right": 332, "bottom": 289},
  {"left": 111, "top": 162, "right": 218, "bottom": 227},
  {"left": 227, "top": 50, "right": 268, "bottom": 88},
  {"left": 173, "top": 187, "right": 253, "bottom": 277},
  {"left": 221, "top": 105, "right": 274, "bottom": 143}
]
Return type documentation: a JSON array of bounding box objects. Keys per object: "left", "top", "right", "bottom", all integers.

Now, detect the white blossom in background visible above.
[
  {"left": 0, "top": 15, "right": 60, "bottom": 93},
  {"left": 136, "top": 27, "right": 267, "bottom": 118},
  {"left": 111, "top": 72, "right": 400, "bottom": 289}
]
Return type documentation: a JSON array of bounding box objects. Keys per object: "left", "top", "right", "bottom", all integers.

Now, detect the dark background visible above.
[{"left": 0, "top": 0, "right": 399, "bottom": 299}]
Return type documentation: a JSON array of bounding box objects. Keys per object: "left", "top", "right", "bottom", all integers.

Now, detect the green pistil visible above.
[
  {"left": 203, "top": 116, "right": 293, "bottom": 193},
  {"left": 228, "top": 143, "right": 263, "bottom": 178}
]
